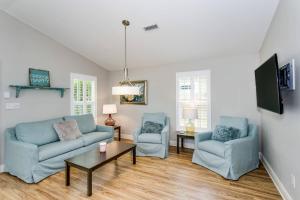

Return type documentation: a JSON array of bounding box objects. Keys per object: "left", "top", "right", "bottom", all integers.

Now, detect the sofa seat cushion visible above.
[
  {"left": 81, "top": 131, "right": 113, "bottom": 146},
  {"left": 64, "top": 114, "right": 96, "bottom": 134},
  {"left": 138, "top": 133, "right": 162, "bottom": 144},
  {"left": 198, "top": 140, "right": 226, "bottom": 158},
  {"left": 16, "top": 118, "right": 63, "bottom": 146},
  {"left": 38, "top": 138, "right": 84, "bottom": 161}
]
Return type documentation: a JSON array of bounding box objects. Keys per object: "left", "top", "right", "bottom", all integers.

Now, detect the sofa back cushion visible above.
[
  {"left": 142, "top": 112, "right": 166, "bottom": 127},
  {"left": 16, "top": 118, "right": 63, "bottom": 146},
  {"left": 219, "top": 116, "right": 248, "bottom": 138},
  {"left": 64, "top": 114, "right": 96, "bottom": 134}
]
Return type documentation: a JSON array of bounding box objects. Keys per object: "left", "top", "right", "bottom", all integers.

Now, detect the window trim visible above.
[
  {"left": 176, "top": 70, "right": 211, "bottom": 132},
  {"left": 70, "top": 73, "right": 97, "bottom": 119}
]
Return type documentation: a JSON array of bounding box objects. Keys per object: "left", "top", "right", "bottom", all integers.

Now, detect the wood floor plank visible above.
[{"left": 0, "top": 146, "right": 282, "bottom": 200}]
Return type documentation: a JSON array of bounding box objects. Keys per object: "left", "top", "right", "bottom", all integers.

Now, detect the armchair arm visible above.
[
  {"left": 194, "top": 131, "right": 212, "bottom": 148},
  {"left": 224, "top": 125, "right": 259, "bottom": 173},
  {"left": 161, "top": 118, "right": 170, "bottom": 145},
  {"left": 4, "top": 128, "right": 39, "bottom": 182},
  {"left": 133, "top": 125, "right": 142, "bottom": 143}
]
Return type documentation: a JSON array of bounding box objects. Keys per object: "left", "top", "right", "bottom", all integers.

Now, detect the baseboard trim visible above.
[
  {"left": 169, "top": 140, "right": 195, "bottom": 149},
  {"left": 121, "top": 134, "right": 134, "bottom": 140},
  {"left": 259, "top": 152, "right": 293, "bottom": 200},
  {"left": 0, "top": 164, "right": 4, "bottom": 173}
]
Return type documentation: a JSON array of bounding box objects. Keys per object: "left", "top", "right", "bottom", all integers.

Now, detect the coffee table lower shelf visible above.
[{"left": 65, "top": 142, "right": 136, "bottom": 196}]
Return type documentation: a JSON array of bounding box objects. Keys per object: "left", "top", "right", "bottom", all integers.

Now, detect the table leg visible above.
[
  {"left": 87, "top": 171, "right": 92, "bottom": 196},
  {"left": 181, "top": 137, "right": 184, "bottom": 151},
  {"left": 177, "top": 135, "right": 179, "bottom": 154},
  {"left": 65, "top": 163, "right": 70, "bottom": 186},
  {"left": 118, "top": 127, "right": 121, "bottom": 141},
  {"left": 133, "top": 147, "right": 136, "bottom": 164}
]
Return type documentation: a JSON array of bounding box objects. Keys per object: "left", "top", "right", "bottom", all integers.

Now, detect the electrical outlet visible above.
[{"left": 291, "top": 174, "right": 296, "bottom": 189}]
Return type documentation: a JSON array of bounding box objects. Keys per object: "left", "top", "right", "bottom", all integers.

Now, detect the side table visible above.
[
  {"left": 114, "top": 125, "right": 121, "bottom": 141},
  {"left": 176, "top": 131, "right": 195, "bottom": 154}
]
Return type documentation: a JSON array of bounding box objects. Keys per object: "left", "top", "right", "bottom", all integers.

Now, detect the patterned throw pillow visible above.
[
  {"left": 53, "top": 120, "right": 82, "bottom": 141},
  {"left": 141, "top": 121, "right": 163, "bottom": 134},
  {"left": 212, "top": 125, "right": 241, "bottom": 142}
]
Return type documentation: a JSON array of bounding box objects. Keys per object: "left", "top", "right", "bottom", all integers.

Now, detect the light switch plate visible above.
[
  {"left": 5, "top": 103, "right": 21, "bottom": 110},
  {"left": 3, "top": 91, "right": 10, "bottom": 99}
]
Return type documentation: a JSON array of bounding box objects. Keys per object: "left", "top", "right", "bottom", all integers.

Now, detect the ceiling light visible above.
[{"left": 112, "top": 20, "right": 140, "bottom": 96}]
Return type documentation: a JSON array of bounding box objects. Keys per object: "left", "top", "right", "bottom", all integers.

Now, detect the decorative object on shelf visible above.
[
  {"left": 183, "top": 107, "right": 198, "bottom": 133},
  {"left": 9, "top": 85, "right": 69, "bottom": 98},
  {"left": 112, "top": 20, "right": 140, "bottom": 96},
  {"left": 120, "top": 80, "right": 147, "bottom": 105},
  {"left": 29, "top": 68, "right": 50, "bottom": 87},
  {"left": 103, "top": 104, "right": 117, "bottom": 126}
]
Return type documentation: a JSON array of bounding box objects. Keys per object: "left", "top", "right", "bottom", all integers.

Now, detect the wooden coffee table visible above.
[{"left": 65, "top": 141, "right": 136, "bottom": 196}]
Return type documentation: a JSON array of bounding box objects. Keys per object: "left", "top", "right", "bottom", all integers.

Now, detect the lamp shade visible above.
[
  {"left": 183, "top": 108, "right": 198, "bottom": 120},
  {"left": 103, "top": 104, "right": 117, "bottom": 114},
  {"left": 112, "top": 85, "right": 140, "bottom": 95}
]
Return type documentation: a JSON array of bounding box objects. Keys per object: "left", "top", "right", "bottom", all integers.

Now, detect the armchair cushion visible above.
[
  {"left": 64, "top": 114, "right": 96, "bottom": 134},
  {"left": 212, "top": 125, "right": 240, "bottom": 142},
  {"left": 198, "top": 140, "right": 226, "bottom": 158},
  {"left": 219, "top": 116, "right": 248, "bottom": 138},
  {"left": 141, "top": 121, "right": 163, "bottom": 134},
  {"left": 138, "top": 133, "right": 162, "bottom": 144},
  {"left": 142, "top": 113, "right": 166, "bottom": 126}
]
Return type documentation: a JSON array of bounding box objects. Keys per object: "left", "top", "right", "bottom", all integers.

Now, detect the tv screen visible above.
[{"left": 255, "top": 54, "right": 283, "bottom": 114}]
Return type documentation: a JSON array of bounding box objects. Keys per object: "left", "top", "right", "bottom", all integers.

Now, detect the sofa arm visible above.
[
  {"left": 96, "top": 125, "right": 114, "bottom": 134},
  {"left": 4, "top": 128, "right": 39, "bottom": 182}
]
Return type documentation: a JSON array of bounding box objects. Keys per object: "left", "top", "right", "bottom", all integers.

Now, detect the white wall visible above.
[
  {"left": 260, "top": 0, "right": 300, "bottom": 199},
  {"left": 108, "top": 54, "right": 261, "bottom": 146},
  {"left": 0, "top": 11, "right": 109, "bottom": 165}
]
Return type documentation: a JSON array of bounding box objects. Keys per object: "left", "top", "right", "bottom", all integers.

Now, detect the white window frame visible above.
[
  {"left": 176, "top": 70, "right": 211, "bottom": 132},
  {"left": 70, "top": 73, "right": 97, "bottom": 120}
]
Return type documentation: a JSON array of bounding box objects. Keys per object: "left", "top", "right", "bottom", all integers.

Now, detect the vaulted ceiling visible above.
[{"left": 0, "top": 0, "right": 279, "bottom": 70}]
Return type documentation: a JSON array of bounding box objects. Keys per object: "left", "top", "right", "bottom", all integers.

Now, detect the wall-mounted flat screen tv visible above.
[{"left": 255, "top": 54, "right": 283, "bottom": 114}]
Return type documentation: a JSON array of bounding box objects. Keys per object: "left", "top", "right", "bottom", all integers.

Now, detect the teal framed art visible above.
[{"left": 29, "top": 68, "right": 50, "bottom": 87}]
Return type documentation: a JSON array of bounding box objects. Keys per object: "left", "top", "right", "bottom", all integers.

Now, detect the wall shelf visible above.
[{"left": 9, "top": 85, "right": 69, "bottom": 98}]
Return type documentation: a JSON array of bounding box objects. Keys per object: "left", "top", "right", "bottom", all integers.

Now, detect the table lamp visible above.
[
  {"left": 183, "top": 107, "right": 198, "bottom": 133},
  {"left": 103, "top": 104, "right": 117, "bottom": 126}
]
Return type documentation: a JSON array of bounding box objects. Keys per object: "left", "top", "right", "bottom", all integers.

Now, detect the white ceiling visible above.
[{"left": 0, "top": 0, "right": 279, "bottom": 71}]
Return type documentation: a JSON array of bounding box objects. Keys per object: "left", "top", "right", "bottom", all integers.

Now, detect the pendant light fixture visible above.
[{"left": 112, "top": 20, "right": 140, "bottom": 95}]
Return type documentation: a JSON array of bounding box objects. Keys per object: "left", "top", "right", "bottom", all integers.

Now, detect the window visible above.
[
  {"left": 176, "top": 70, "right": 211, "bottom": 132},
  {"left": 70, "top": 73, "right": 97, "bottom": 119}
]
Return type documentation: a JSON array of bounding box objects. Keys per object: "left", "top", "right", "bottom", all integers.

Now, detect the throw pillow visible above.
[
  {"left": 212, "top": 125, "right": 240, "bottom": 142},
  {"left": 141, "top": 121, "right": 163, "bottom": 134},
  {"left": 53, "top": 120, "right": 82, "bottom": 141}
]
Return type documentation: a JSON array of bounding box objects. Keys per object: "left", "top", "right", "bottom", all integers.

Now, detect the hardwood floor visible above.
[{"left": 0, "top": 146, "right": 282, "bottom": 200}]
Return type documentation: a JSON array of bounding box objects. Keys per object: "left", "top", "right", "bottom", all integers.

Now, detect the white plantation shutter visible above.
[
  {"left": 176, "top": 70, "right": 211, "bottom": 132},
  {"left": 71, "top": 73, "right": 97, "bottom": 119}
]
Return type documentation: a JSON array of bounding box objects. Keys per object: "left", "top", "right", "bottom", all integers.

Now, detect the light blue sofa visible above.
[
  {"left": 4, "top": 114, "right": 114, "bottom": 183},
  {"left": 134, "top": 113, "right": 170, "bottom": 159},
  {"left": 192, "top": 116, "right": 259, "bottom": 180}
]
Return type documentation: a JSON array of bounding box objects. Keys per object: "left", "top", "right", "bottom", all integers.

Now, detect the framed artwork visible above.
[
  {"left": 29, "top": 68, "right": 50, "bottom": 87},
  {"left": 120, "top": 80, "right": 148, "bottom": 105}
]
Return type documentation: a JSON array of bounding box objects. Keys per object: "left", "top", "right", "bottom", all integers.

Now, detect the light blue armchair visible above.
[
  {"left": 192, "top": 116, "right": 259, "bottom": 180},
  {"left": 134, "top": 113, "right": 170, "bottom": 159}
]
